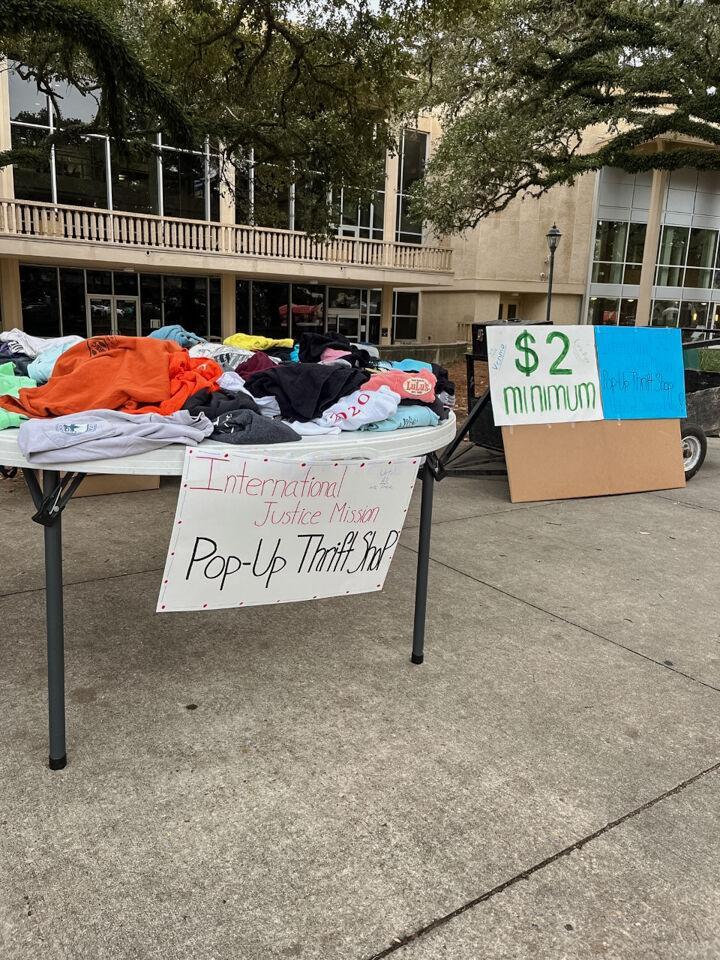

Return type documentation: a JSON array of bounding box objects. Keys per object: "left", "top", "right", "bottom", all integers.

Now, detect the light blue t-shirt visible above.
[{"left": 360, "top": 405, "right": 439, "bottom": 432}]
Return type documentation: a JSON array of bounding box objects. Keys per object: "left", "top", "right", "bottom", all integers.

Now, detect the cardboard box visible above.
[
  {"left": 74, "top": 474, "right": 160, "bottom": 497},
  {"left": 502, "top": 419, "right": 686, "bottom": 503},
  {"left": 39, "top": 472, "right": 161, "bottom": 497}
]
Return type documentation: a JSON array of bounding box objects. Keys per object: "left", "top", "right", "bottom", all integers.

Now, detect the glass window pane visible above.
[
  {"left": 234, "top": 166, "right": 252, "bottom": 225},
  {"left": 618, "top": 299, "right": 637, "bottom": 326},
  {"left": 86, "top": 270, "right": 112, "bottom": 294},
  {"left": 51, "top": 79, "right": 99, "bottom": 125},
  {"left": 209, "top": 160, "right": 220, "bottom": 221},
  {"left": 9, "top": 64, "right": 49, "bottom": 124},
  {"left": 623, "top": 263, "right": 642, "bottom": 284},
  {"left": 209, "top": 278, "right": 221, "bottom": 339},
  {"left": 657, "top": 225, "right": 689, "bottom": 265},
  {"left": 399, "top": 130, "right": 427, "bottom": 191},
  {"left": 328, "top": 288, "right": 361, "bottom": 310},
  {"left": 625, "top": 222, "right": 647, "bottom": 263},
  {"left": 294, "top": 173, "right": 328, "bottom": 234},
  {"left": 163, "top": 275, "right": 208, "bottom": 337},
  {"left": 683, "top": 267, "right": 712, "bottom": 289},
  {"left": 650, "top": 300, "right": 680, "bottom": 326},
  {"left": 236, "top": 280, "right": 251, "bottom": 331},
  {"left": 394, "top": 314, "right": 418, "bottom": 340},
  {"left": 686, "top": 228, "right": 717, "bottom": 268},
  {"left": 20, "top": 265, "right": 60, "bottom": 337},
  {"left": 656, "top": 265, "right": 684, "bottom": 286},
  {"left": 679, "top": 301, "right": 710, "bottom": 328},
  {"left": 253, "top": 165, "right": 289, "bottom": 229},
  {"left": 111, "top": 141, "right": 158, "bottom": 215},
  {"left": 113, "top": 271, "right": 139, "bottom": 296},
  {"left": 396, "top": 195, "right": 422, "bottom": 244},
  {"left": 10, "top": 125, "right": 53, "bottom": 201},
  {"left": 252, "top": 282, "right": 290, "bottom": 339},
  {"left": 592, "top": 262, "right": 623, "bottom": 283},
  {"left": 140, "top": 274, "right": 162, "bottom": 334},
  {"left": 395, "top": 291, "right": 419, "bottom": 315},
  {"left": 59, "top": 268, "right": 86, "bottom": 338},
  {"left": 290, "top": 284, "right": 325, "bottom": 336},
  {"left": 593, "top": 221, "right": 628, "bottom": 262},
  {"left": 162, "top": 149, "right": 205, "bottom": 220},
  {"left": 587, "top": 297, "right": 619, "bottom": 325},
  {"left": 55, "top": 137, "right": 107, "bottom": 208}
]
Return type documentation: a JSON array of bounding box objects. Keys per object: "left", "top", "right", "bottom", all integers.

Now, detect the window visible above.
[
  {"left": 163, "top": 276, "right": 208, "bottom": 336},
  {"left": 289, "top": 284, "right": 325, "bottom": 336},
  {"left": 19, "top": 266, "right": 60, "bottom": 337},
  {"left": 55, "top": 137, "right": 108, "bottom": 208},
  {"left": 587, "top": 297, "right": 619, "bottom": 325},
  {"left": 9, "top": 60, "right": 222, "bottom": 223},
  {"left": 140, "top": 275, "right": 162, "bottom": 334},
  {"left": 111, "top": 141, "right": 158, "bottom": 215},
  {"left": 650, "top": 300, "right": 681, "bottom": 327},
  {"left": 337, "top": 186, "right": 385, "bottom": 241},
  {"left": 591, "top": 220, "right": 646, "bottom": 284},
  {"left": 162, "top": 148, "right": 206, "bottom": 220},
  {"left": 588, "top": 297, "right": 639, "bottom": 326},
  {"left": 59, "top": 269, "right": 86, "bottom": 338},
  {"left": 252, "top": 282, "right": 291, "bottom": 339},
  {"left": 655, "top": 225, "right": 719, "bottom": 289},
  {"left": 10, "top": 125, "right": 53, "bottom": 202},
  {"left": 393, "top": 290, "right": 419, "bottom": 341},
  {"left": 396, "top": 129, "right": 428, "bottom": 244}
]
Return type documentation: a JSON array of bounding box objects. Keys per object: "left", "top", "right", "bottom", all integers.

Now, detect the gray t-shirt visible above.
[{"left": 18, "top": 409, "right": 214, "bottom": 464}]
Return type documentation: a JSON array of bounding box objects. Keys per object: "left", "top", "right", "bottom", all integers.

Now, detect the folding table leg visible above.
[
  {"left": 411, "top": 462, "right": 435, "bottom": 665},
  {"left": 43, "top": 470, "right": 67, "bottom": 770}
]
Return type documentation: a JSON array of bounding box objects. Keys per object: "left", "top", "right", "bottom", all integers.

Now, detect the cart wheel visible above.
[{"left": 681, "top": 424, "right": 707, "bottom": 480}]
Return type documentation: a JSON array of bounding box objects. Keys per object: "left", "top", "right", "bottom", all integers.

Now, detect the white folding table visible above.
[{"left": 0, "top": 415, "right": 455, "bottom": 769}]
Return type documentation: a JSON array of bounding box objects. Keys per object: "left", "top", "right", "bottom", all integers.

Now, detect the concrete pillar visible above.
[
  {"left": 0, "top": 258, "right": 22, "bottom": 330},
  {"left": 220, "top": 273, "right": 236, "bottom": 340},
  {"left": 636, "top": 164, "right": 669, "bottom": 326},
  {"left": 380, "top": 283, "right": 393, "bottom": 345},
  {"left": 0, "top": 58, "right": 14, "bottom": 198},
  {"left": 383, "top": 149, "right": 399, "bottom": 243}
]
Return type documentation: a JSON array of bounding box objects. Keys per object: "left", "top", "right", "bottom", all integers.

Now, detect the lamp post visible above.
[{"left": 545, "top": 223, "right": 562, "bottom": 324}]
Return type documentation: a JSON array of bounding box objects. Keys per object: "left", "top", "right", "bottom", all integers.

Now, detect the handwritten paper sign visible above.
[
  {"left": 487, "top": 325, "right": 603, "bottom": 426},
  {"left": 594, "top": 327, "right": 687, "bottom": 420},
  {"left": 157, "top": 450, "right": 419, "bottom": 612}
]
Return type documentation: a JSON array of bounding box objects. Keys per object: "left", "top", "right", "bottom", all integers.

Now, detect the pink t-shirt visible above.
[{"left": 363, "top": 370, "right": 436, "bottom": 402}]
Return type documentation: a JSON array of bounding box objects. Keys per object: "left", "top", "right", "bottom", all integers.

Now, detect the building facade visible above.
[
  {"left": 3, "top": 58, "right": 719, "bottom": 347},
  {"left": 0, "top": 62, "right": 452, "bottom": 345},
  {"left": 419, "top": 119, "right": 720, "bottom": 341}
]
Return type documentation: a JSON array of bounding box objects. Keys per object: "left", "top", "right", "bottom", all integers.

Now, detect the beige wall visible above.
[
  {"left": 421, "top": 290, "right": 500, "bottom": 342},
  {"left": 519, "top": 293, "right": 583, "bottom": 325}
]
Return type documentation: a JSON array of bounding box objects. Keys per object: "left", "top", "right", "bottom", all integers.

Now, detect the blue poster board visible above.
[{"left": 594, "top": 327, "right": 687, "bottom": 420}]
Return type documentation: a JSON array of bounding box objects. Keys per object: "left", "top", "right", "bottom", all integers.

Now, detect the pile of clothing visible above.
[{"left": 0, "top": 326, "right": 454, "bottom": 463}]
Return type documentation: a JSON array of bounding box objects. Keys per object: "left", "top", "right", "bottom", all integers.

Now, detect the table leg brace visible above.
[{"left": 411, "top": 461, "right": 435, "bottom": 665}]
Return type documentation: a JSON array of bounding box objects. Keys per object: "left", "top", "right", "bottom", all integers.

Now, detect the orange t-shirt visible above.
[{"left": 0, "top": 335, "right": 221, "bottom": 418}]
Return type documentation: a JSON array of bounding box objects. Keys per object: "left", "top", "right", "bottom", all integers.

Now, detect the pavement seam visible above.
[
  {"left": 397, "top": 544, "right": 720, "bottom": 695},
  {"left": 403, "top": 503, "right": 544, "bottom": 530},
  {"left": 648, "top": 493, "right": 720, "bottom": 516},
  {"left": 0, "top": 566, "right": 166, "bottom": 600},
  {"left": 366, "top": 761, "right": 720, "bottom": 959}
]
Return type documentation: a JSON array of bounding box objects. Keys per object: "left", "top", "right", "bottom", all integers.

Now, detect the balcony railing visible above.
[{"left": 0, "top": 199, "right": 453, "bottom": 273}]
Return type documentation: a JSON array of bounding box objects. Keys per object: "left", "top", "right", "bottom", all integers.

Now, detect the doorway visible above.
[{"left": 87, "top": 295, "right": 140, "bottom": 337}]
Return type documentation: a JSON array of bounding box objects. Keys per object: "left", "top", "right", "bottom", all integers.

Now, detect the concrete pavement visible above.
[{"left": 1, "top": 441, "right": 719, "bottom": 959}]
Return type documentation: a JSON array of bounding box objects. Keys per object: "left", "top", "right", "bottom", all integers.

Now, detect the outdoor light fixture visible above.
[{"left": 546, "top": 223, "right": 562, "bottom": 323}]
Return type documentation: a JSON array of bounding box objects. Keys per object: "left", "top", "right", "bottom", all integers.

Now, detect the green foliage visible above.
[
  {"left": 1, "top": 0, "right": 415, "bottom": 232},
  {"left": 412, "top": 0, "right": 720, "bottom": 233}
]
